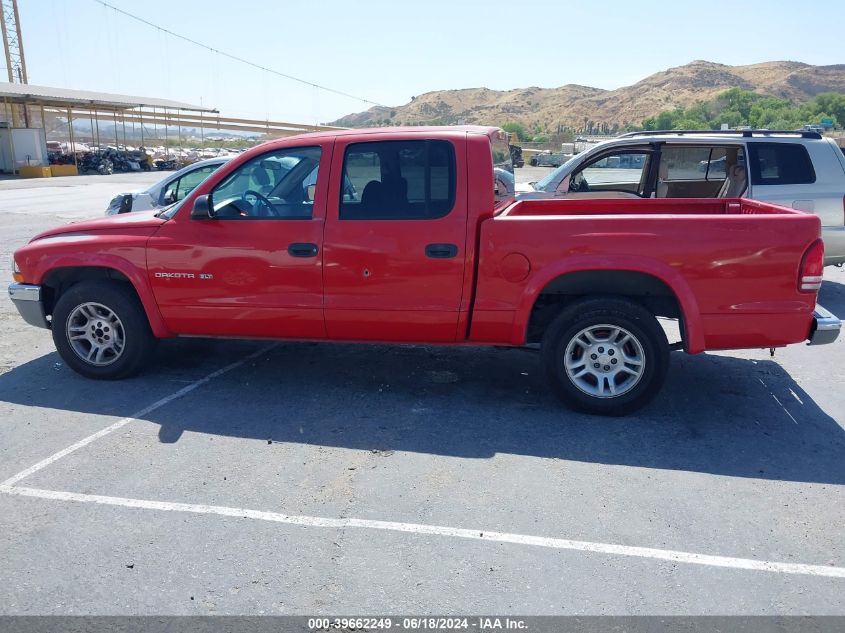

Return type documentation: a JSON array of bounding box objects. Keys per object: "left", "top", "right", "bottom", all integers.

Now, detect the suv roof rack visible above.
[{"left": 618, "top": 129, "right": 823, "bottom": 140}]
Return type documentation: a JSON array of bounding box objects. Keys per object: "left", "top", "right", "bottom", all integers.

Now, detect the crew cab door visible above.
[
  {"left": 322, "top": 136, "right": 468, "bottom": 342},
  {"left": 147, "top": 143, "right": 331, "bottom": 338}
]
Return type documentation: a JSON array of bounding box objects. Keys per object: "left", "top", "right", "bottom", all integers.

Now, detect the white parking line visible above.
[
  {"left": 2, "top": 484, "right": 844, "bottom": 579},
  {"left": 2, "top": 340, "right": 842, "bottom": 582},
  {"left": 0, "top": 343, "right": 277, "bottom": 488}
]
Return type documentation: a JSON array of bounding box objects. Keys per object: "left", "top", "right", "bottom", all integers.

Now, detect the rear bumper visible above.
[
  {"left": 8, "top": 283, "right": 50, "bottom": 329},
  {"left": 808, "top": 304, "right": 840, "bottom": 345}
]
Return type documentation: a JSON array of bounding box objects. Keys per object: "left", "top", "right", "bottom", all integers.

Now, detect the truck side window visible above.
[
  {"left": 340, "top": 140, "right": 456, "bottom": 220},
  {"left": 491, "top": 134, "right": 514, "bottom": 205},
  {"left": 210, "top": 146, "right": 321, "bottom": 220}
]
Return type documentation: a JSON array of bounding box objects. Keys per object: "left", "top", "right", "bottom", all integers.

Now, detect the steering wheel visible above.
[{"left": 241, "top": 189, "right": 277, "bottom": 217}]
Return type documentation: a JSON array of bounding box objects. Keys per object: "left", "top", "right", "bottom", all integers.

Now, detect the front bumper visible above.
[
  {"left": 8, "top": 283, "right": 50, "bottom": 329},
  {"left": 808, "top": 304, "right": 840, "bottom": 345}
]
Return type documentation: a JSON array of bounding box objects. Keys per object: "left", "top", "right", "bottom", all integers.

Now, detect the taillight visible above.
[{"left": 798, "top": 239, "right": 824, "bottom": 292}]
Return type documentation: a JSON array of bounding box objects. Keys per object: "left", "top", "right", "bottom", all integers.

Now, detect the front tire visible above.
[
  {"left": 541, "top": 297, "right": 669, "bottom": 416},
  {"left": 52, "top": 281, "right": 156, "bottom": 379}
]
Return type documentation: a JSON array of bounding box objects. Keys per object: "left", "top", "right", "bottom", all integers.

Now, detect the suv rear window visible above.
[{"left": 748, "top": 143, "right": 815, "bottom": 185}]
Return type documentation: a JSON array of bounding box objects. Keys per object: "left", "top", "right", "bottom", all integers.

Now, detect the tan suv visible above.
[{"left": 517, "top": 130, "right": 845, "bottom": 265}]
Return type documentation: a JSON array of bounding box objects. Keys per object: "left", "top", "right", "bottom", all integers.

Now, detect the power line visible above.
[{"left": 91, "top": 0, "right": 384, "bottom": 107}]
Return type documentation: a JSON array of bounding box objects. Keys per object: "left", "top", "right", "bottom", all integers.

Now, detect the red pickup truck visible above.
[{"left": 8, "top": 126, "right": 841, "bottom": 415}]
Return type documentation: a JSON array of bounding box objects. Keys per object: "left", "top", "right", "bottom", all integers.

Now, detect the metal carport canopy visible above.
[{"left": 0, "top": 81, "right": 216, "bottom": 112}]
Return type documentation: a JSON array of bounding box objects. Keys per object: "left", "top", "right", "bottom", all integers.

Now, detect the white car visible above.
[
  {"left": 105, "top": 158, "right": 228, "bottom": 215},
  {"left": 518, "top": 130, "right": 845, "bottom": 265}
]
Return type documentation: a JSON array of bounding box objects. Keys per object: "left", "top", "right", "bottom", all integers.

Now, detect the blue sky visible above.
[{"left": 15, "top": 0, "right": 845, "bottom": 125}]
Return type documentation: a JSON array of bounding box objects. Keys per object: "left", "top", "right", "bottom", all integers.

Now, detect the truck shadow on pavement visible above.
[{"left": 0, "top": 335, "right": 843, "bottom": 486}]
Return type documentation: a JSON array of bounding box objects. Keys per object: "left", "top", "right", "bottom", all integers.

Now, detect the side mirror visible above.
[{"left": 190, "top": 194, "right": 214, "bottom": 219}]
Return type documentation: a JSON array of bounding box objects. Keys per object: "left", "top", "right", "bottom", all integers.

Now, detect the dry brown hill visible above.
[{"left": 332, "top": 60, "right": 845, "bottom": 130}]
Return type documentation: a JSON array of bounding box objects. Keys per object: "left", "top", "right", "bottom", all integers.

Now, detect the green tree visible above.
[
  {"left": 686, "top": 101, "right": 712, "bottom": 123},
  {"left": 654, "top": 110, "right": 678, "bottom": 130},
  {"left": 716, "top": 88, "right": 760, "bottom": 121},
  {"left": 809, "top": 93, "right": 845, "bottom": 123},
  {"left": 501, "top": 122, "right": 527, "bottom": 142},
  {"left": 713, "top": 110, "right": 743, "bottom": 129},
  {"left": 814, "top": 113, "right": 839, "bottom": 128}
]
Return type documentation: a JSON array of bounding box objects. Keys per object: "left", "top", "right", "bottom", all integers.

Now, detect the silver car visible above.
[
  {"left": 105, "top": 158, "right": 229, "bottom": 215},
  {"left": 517, "top": 130, "right": 845, "bottom": 266}
]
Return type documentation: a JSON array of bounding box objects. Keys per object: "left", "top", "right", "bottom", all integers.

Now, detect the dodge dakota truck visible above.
[{"left": 8, "top": 126, "right": 841, "bottom": 415}]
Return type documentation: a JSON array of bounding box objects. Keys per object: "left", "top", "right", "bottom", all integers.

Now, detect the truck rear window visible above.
[
  {"left": 340, "top": 140, "right": 456, "bottom": 220},
  {"left": 748, "top": 143, "right": 815, "bottom": 186},
  {"left": 491, "top": 133, "right": 514, "bottom": 205}
]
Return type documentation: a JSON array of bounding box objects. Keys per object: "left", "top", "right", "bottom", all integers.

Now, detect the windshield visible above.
[{"left": 534, "top": 153, "right": 582, "bottom": 191}]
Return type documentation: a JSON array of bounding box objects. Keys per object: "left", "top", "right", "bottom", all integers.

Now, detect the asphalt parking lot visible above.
[{"left": 0, "top": 169, "right": 844, "bottom": 615}]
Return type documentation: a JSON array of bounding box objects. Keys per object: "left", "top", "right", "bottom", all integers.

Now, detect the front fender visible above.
[
  {"left": 511, "top": 255, "right": 705, "bottom": 353},
  {"left": 29, "top": 251, "right": 171, "bottom": 339}
]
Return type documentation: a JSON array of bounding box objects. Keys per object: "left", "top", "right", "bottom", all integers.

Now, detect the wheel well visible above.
[
  {"left": 41, "top": 267, "right": 136, "bottom": 316},
  {"left": 527, "top": 271, "right": 683, "bottom": 344}
]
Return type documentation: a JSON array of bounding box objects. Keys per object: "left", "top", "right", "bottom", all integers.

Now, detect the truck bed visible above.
[
  {"left": 472, "top": 197, "right": 822, "bottom": 352},
  {"left": 502, "top": 197, "right": 806, "bottom": 217}
]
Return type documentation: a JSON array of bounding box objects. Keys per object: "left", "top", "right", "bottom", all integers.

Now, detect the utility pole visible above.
[
  {"left": 0, "top": 0, "right": 27, "bottom": 84},
  {"left": 1, "top": 0, "right": 28, "bottom": 127}
]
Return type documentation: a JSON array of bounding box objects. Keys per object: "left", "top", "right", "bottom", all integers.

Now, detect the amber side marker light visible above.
[{"left": 12, "top": 257, "right": 23, "bottom": 283}]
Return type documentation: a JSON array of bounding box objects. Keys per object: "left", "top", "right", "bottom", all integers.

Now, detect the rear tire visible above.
[
  {"left": 541, "top": 297, "right": 669, "bottom": 416},
  {"left": 52, "top": 281, "right": 156, "bottom": 379}
]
